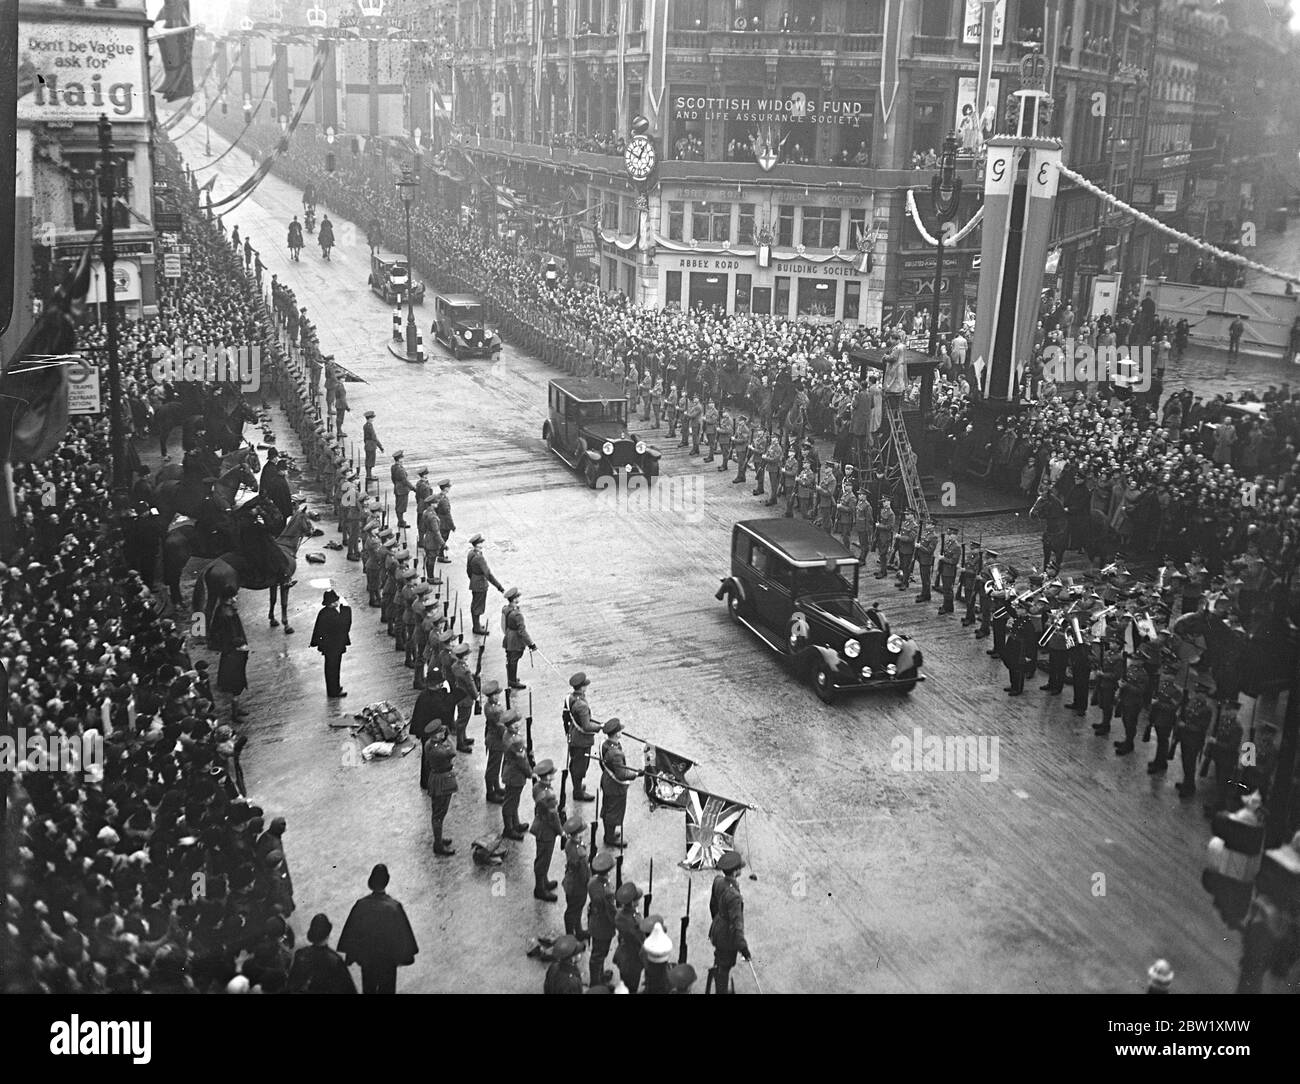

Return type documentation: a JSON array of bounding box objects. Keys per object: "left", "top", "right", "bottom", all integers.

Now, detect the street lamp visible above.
[
  {"left": 928, "top": 133, "right": 962, "bottom": 358},
  {"left": 396, "top": 168, "right": 419, "bottom": 359}
]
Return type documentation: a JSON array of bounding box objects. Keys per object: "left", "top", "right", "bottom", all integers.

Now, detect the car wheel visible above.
[
  {"left": 812, "top": 659, "right": 837, "bottom": 704},
  {"left": 894, "top": 666, "right": 919, "bottom": 694},
  {"left": 583, "top": 460, "right": 599, "bottom": 489},
  {"left": 726, "top": 590, "right": 748, "bottom": 622}
]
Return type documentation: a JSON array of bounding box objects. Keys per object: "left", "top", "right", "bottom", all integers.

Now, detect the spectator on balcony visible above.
[
  {"left": 578, "top": 19, "right": 590, "bottom": 35},
  {"left": 749, "top": 15, "right": 760, "bottom": 31},
  {"left": 853, "top": 142, "right": 870, "bottom": 166},
  {"left": 780, "top": 11, "right": 792, "bottom": 32}
]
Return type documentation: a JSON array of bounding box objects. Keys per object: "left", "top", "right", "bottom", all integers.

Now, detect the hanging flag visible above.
[
  {"left": 643, "top": 744, "right": 695, "bottom": 809},
  {"left": 974, "top": 0, "right": 998, "bottom": 137},
  {"left": 157, "top": 0, "right": 196, "bottom": 101},
  {"left": 879, "top": 0, "right": 904, "bottom": 130},
  {"left": 616, "top": 0, "right": 629, "bottom": 135},
  {"left": 682, "top": 790, "right": 747, "bottom": 870},
  {"left": 567, "top": 0, "right": 576, "bottom": 128},
  {"left": 644, "top": 0, "right": 670, "bottom": 132}
]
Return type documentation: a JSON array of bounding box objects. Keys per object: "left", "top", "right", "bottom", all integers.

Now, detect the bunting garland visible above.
[{"left": 905, "top": 190, "right": 985, "bottom": 246}]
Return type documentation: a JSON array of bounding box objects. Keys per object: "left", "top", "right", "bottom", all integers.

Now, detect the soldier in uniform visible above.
[
  {"left": 686, "top": 395, "right": 705, "bottom": 455},
  {"left": 722, "top": 410, "right": 754, "bottom": 475},
  {"left": 834, "top": 484, "right": 856, "bottom": 550},
  {"left": 811, "top": 465, "right": 835, "bottom": 530},
  {"left": 587, "top": 852, "right": 617, "bottom": 988},
  {"left": 564, "top": 672, "right": 602, "bottom": 802},
  {"left": 960, "top": 540, "right": 985, "bottom": 625},
  {"left": 339, "top": 472, "right": 363, "bottom": 561},
  {"left": 985, "top": 569, "right": 1012, "bottom": 655},
  {"left": 334, "top": 379, "right": 350, "bottom": 436},
  {"left": 427, "top": 479, "right": 452, "bottom": 563},
  {"left": 1147, "top": 672, "right": 1181, "bottom": 776},
  {"left": 466, "top": 533, "right": 505, "bottom": 636},
  {"left": 781, "top": 452, "right": 800, "bottom": 517},
  {"left": 502, "top": 586, "right": 537, "bottom": 690},
  {"left": 795, "top": 460, "right": 817, "bottom": 521},
  {"left": 543, "top": 935, "right": 585, "bottom": 994},
  {"left": 599, "top": 718, "right": 637, "bottom": 848},
  {"left": 562, "top": 815, "right": 590, "bottom": 938},
  {"left": 1115, "top": 655, "right": 1150, "bottom": 756},
  {"left": 407, "top": 582, "right": 433, "bottom": 670},
  {"left": 915, "top": 519, "right": 938, "bottom": 604},
  {"left": 895, "top": 509, "right": 918, "bottom": 591},
  {"left": 713, "top": 409, "right": 734, "bottom": 471},
  {"left": 500, "top": 730, "right": 532, "bottom": 839},
  {"left": 425, "top": 724, "right": 458, "bottom": 856},
  {"left": 419, "top": 498, "right": 445, "bottom": 582},
  {"left": 749, "top": 423, "right": 769, "bottom": 496},
  {"left": 1039, "top": 584, "right": 1069, "bottom": 694},
  {"left": 708, "top": 850, "right": 750, "bottom": 996},
  {"left": 481, "top": 679, "right": 505, "bottom": 802},
  {"left": 763, "top": 434, "right": 783, "bottom": 505},
  {"left": 1002, "top": 602, "right": 1039, "bottom": 696},
  {"left": 701, "top": 399, "right": 720, "bottom": 462},
  {"left": 1175, "top": 689, "right": 1213, "bottom": 798},
  {"left": 362, "top": 411, "right": 383, "bottom": 484},
  {"left": 530, "top": 760, "right": 563, "bottom": 901},
  {"left": 1065, "top": 606, "right": 1095, "bottom": 714},
  {"left": 1093, "top": 643, "right": 1124, "bottom": 736},
  {"left": 874, "top": 497, "right": 896, "bottom": 579},
  {"left": 937, "top": 527, "right": 960, "bottom": 615},
  {"left": 449, "top": 642, "right": 477, "bottom": 752},
  {"left": 613, "top": 882, "right": 646, "bottom": 993},
  {"left": 413, "top": 467, "right": 434, "bottom": 518},
  {"left": 649, "top": 378, "right": 663, "bottom": 429},
  {"left": 667, "top": 963, "right": 697, "bottom": 994},
  {"left": 664, "top": 384, "right": 681, "bottom": 439},
  {"left": 390, "top": 451, "right": 412, "bottom": 529},
  {"left": 639, "top": 369, "right": 653, "bottom": 421}
]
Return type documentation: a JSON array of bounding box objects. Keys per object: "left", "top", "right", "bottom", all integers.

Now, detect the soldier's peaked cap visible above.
[
  {"left": 564, "top": 814, "right": 584, "bottom": 834},
  {"left": 569, "top": 671, "right": 590, "bottom": 688},
  {"left": 551, "top": 935, "right": 581, "bottom": 961},
  {"left": 504, "top": 587, "right": 520, "bottom": 600},
  {"left": 602, "top": 717, "right": 623, "bottom": 735},
  {"left": 592, "top": 853, "right": 615, "bottom": 873},
  {"left": 717, "top": 851, "right": 745, "bottom": 872},
  {"left": 364, "top": 410, "right": 376, "bottom": 418},
  {"left": 452, "top": 642, "right": 471, "bottom": 656},
  {"left": 438, "top": 478, "right": 451, "bottom": 487},
  {"left": 535, "top": 759, "right": 555, "bottom": 776}
]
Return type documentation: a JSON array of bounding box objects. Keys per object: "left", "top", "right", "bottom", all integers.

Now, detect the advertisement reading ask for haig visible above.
[{"left": 17, "top": 21, "right": 148, "bottom": 122}]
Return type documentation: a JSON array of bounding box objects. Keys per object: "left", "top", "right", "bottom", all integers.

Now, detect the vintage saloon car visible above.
[
  {"left": 542, "top": 377, "right": 661, "bottom": 487},
  {"left": 430, "top": 292, "right": 502, "bottom": 359},
  {"left": 715, "top": 519, "right": 924, "bottom": 702},
  {"left": 368, "top": 253, "right": 425, "bottom": 305}
]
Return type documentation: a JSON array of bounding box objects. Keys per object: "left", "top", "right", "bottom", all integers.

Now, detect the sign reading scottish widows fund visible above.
[
  {"left": 17, "top": 23, "right": 147, "bottom": 122},
  {"left": 672, "top": 93, "right": 869, "bottom": 125}
]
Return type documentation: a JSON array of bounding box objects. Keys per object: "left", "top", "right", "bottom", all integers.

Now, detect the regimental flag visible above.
[
  {"left": 682, "top": 790, "right": 747, "bottom": 870},
  {"left": 643, "top": 744, "right": 695, "bottom": 809},
  {"left": 158, "top": 0, "right": 196, "bottom": 101}
]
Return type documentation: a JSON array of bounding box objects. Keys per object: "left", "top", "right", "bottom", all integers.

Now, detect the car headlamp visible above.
[
  {"left": 887, "top": 634, "right": 903, "bottom": 654},
  {"left": 843, "top": 639, "right": 861, "bottom": 659},
  {"left": 602, "top": 441, "right": 615, "bottom": 456},
  {"left": 463, "top": 330, "right": 473, "bottom": 340},
  {"left": 635, "top": 441, "right": 647, "bottom": 455}
]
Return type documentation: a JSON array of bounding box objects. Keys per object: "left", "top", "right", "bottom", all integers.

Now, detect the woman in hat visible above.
[{"left": 206, "top": 586, "right": 249, "bottom": 724}]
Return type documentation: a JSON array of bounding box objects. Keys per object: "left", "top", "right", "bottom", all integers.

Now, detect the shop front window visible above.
[
  {"left": 691, "top": 201, "right": 732, "bottom": 243},
  {"left": 734, "top": 273, "right": 752, "bottom": 313},
  {"left": 843, "top": 280, "right": 862, "bottom": 321},
  {"left": 774, "top": 276, "right": 791, "bottom": 316},
  {"left": 801, "top": 206, "right": 842, "bottom": 250},
  {"left": 667, "top": 200, "right": 685, "bottom": 241},
  {"left": 738, "top": 203, "right": 756, "bottom": 245},
  {"left": 665, "top": 270, "right": 683, "bottom": 308},
  {"left": 798, "top": 278, "right": 837, "bottom": 317},
  {"left": 777, "top": 205, "right": 795, "bottom": 247},
  {"left": 68, "top": 153, "right": 132, "bottom": 231}
]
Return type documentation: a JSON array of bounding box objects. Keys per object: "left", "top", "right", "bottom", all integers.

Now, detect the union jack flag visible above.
[{"left": 682, "top": 790, "right": 747, "bottom": 870}]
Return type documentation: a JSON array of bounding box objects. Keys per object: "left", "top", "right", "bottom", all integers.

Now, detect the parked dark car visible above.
[
  {"left": 368, "top": 253, "right": 425, "bottom": 305},
  {"left": 542, "top": 377, "right": 661, "bottom": 487},
  {"left": 715, "top": 519, "right": 924, "bottom": 702},
  {"left": 431, "top": 292, "right": 502, "bottom": 359}
]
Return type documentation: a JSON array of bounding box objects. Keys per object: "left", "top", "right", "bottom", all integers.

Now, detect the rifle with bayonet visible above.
[
  {"left": 472, "top": 639, "right": 485, "bottom": 715},
  {"left": 558, "top": 756, "right": 569, "bottom": 823},
  {"left": 525, "top": 691, "right": 535, "bottom": 771},
  {"left": 643, "top": 857, "right": 654, "bottom": 919},
  {"left": 589, "top": 793, "right": 599, "bottom": 862},
  {"left": 615, "top": 853, "right": 623, "bottom": 890}
]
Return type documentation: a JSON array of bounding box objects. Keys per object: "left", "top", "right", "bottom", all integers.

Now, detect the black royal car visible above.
[
  {"left": 715, "top": 518, "right": 924, "bottom": 702},
  {"left": 542, "top": 377, "right": 661, "bottom": 487}
]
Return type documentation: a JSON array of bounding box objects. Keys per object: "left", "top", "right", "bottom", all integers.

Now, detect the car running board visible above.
[{"left": 734, "top": 614, "right": 789, "bottom": 655}]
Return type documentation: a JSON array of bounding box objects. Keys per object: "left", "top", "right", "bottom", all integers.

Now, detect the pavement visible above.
[{"left": 163, "top": 121, "right": 1260, "bottom": 994}]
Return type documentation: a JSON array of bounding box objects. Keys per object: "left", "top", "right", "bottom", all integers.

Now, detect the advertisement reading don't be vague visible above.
[{"left": 17, "top": 22, "right": 147, "bottom": 122}]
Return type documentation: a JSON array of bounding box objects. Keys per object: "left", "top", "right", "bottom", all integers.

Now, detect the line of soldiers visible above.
[{"left": 956, "top": 556, "right": 1246, "bottom": 812}]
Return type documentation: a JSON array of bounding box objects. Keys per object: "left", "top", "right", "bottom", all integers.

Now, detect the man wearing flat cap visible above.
[
  {"left": 530, "top": 759, "right": 563, "bottom": 901},
  {"left": 599, "top": 718, "right": 637, "bottom": 848},
  {"left": 466, "top": 533, "right": 505, "bottom": 635},
  {"left": 564, "top": 672, "right": 603, "bottom": 802},
  {"left": 708, "top": 850, "right": 750, "bottom": 995},
  {"left": 309, "top": 589, "right": 352, "bottom": 698}
]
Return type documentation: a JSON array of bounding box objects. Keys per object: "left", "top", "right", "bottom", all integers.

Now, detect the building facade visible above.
[{"left": 5, "top": 0, "right": 158, "bottom": 369}]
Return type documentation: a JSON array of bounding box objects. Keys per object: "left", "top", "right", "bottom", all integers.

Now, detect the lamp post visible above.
[
  {"left": 396, "top": 168, "right": 419, "bottom": 359},
  {"left": 928, "top": 133, "right": 962, "bottom": 358},
  {"left": 97, "top": 115, "right": 125, "bottom": 489}
]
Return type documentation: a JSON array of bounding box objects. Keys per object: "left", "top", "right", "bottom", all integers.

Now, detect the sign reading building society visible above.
[
  {"left": 17, "top": 23, "right": 147, "bottom": 122},
  {"left": 673, "top": 92, "right": 868, "bottom": 125}
]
